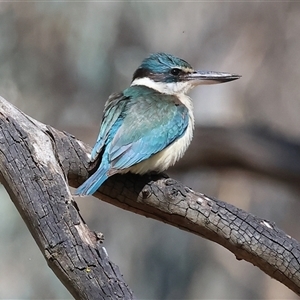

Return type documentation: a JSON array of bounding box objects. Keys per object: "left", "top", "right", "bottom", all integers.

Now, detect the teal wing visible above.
[
  {"left": 90, "top": 92, "right": 128, "bottom": 162},
  {"left": 108, "top": 87, "right": 189, "bottom": 170}
]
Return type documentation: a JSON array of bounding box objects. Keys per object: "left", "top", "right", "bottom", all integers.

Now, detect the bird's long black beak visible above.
[{"left": 186, "top": 70, "right": 241, "bottom": 85}]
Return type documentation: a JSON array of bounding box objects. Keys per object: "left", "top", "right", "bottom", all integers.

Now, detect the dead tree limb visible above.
[
  {"left": 0, "top": 96, "right": 299, "bottom": 297},
  {"left": 0, "top": 97, "right": 134, "bottom": 299}
]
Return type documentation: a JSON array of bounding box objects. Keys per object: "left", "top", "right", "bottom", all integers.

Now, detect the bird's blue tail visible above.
[{"left": 75, "top": 164, "right": 109, "bottom": 196}]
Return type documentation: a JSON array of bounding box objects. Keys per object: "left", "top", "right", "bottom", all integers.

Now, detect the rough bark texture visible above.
[
  {"left": 0, "top": 96, "right": 300, "bottom": 297},
  {"left": 0, "top": 97, "right": 134, "bottom": 300}
]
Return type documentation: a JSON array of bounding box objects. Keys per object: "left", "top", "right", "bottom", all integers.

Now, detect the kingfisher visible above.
[{"left": 76, "top": 53, "right": 240, "bottom": 196}]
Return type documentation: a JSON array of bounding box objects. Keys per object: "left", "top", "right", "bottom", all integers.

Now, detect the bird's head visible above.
[{"left": 131, "top": 52, "right": 240, "bottom": 95}]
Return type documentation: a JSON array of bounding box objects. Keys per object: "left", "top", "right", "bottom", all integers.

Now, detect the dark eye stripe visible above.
[{"left": 170, "top": 68, "right": 181, "bottom": 76}]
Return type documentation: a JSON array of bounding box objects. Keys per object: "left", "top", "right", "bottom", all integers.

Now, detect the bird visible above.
[{"left": 76, "top": 52, "right": 240, "bottom": 196}]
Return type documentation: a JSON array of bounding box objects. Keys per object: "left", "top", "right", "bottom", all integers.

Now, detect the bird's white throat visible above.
[{"left": 131, "top": 77, "right": 194, "bottom": 96}]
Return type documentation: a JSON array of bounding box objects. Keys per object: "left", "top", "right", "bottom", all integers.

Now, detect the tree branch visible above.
[
  {"left": 0, "top": 96, "right": 299, "bottom": 297},
  {"left": 0, "top": 97, "right": 134, "bottom": 299}
]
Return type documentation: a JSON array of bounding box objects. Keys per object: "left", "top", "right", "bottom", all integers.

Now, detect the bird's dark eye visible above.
[{"left": 170, "top": 68, "right": 181, "bottom": 76}]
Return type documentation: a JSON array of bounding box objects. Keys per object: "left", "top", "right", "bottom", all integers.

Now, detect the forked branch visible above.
[{"left": 0, "top": 96, "right": 299, "bottom": 297}]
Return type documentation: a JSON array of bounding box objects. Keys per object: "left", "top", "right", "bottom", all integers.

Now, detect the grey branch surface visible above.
[
  {"left": 0, "top": 96, "right": 300, "bottom": 297},
  {"left": 0, "top": 97, "right": 134, "bottom": 300}
]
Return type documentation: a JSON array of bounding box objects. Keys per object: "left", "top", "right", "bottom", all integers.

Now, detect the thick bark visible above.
[
  {"left": 0, "top": 96, "right": 299, "bottom": 297},
  {"left": 0, "top": 97, "right": 133, "bottom": 300}
]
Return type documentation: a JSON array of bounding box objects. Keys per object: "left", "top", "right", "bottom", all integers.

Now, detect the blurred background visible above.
[{"left": 0, "top": 1, "right": 300, "bottom": 299}]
